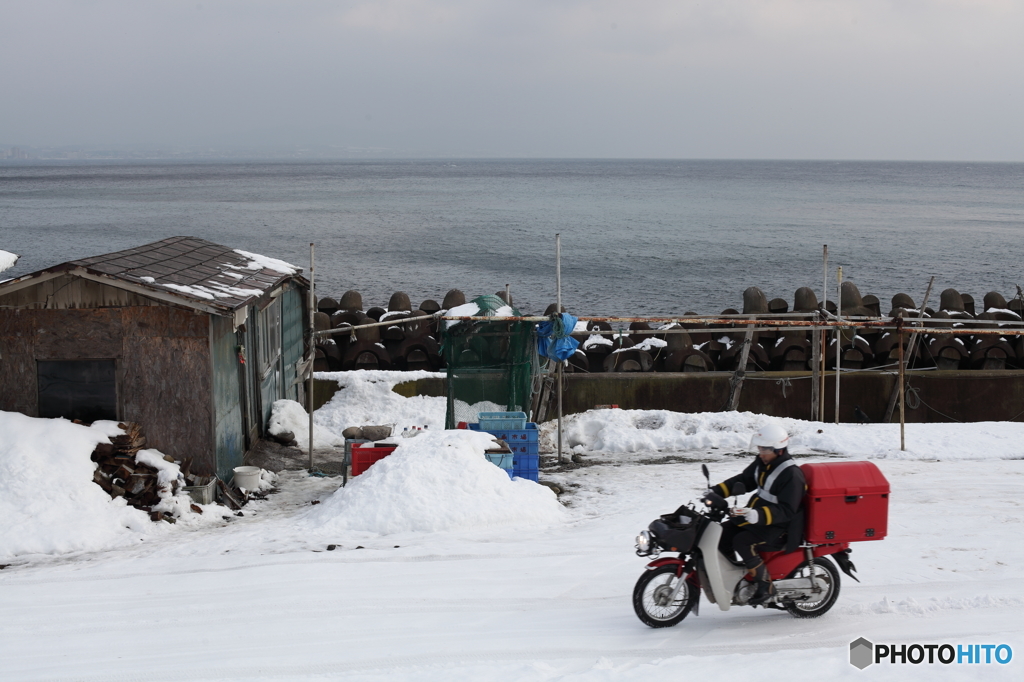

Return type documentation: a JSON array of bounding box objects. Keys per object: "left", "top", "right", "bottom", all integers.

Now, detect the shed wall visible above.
[
  {"left": 0, "top": 306, "right": 216, "bottom": 471},
  {"left": 0, "top": 274, "right": 164, "bottom": 309}
]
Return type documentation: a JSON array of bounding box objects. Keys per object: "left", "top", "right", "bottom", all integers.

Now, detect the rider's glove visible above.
[{"left": 743, "top": 508, "right": 759, "bottom": 524}]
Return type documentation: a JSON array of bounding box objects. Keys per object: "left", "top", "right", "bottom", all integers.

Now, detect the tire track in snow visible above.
[
  {"left": 0, "top": 549, "right": 598, "bottom": 586},
  {"left": 11, "top": 641, "right": 859, "bottom": 682}
]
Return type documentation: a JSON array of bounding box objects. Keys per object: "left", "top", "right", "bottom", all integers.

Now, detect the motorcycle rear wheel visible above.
[
  {"left": 632, "top": 564, "right": 698, "bottom": 628},
  {"left": 783, "top": 557, "right": 840, "bottom": 618}
]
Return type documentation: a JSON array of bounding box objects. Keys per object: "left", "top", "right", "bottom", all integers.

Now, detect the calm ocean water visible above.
[{"left": 2, "top": 160, "right": 1023, "bottom": 316}]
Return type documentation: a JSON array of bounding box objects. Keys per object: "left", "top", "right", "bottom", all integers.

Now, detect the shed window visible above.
[
  {"left": 258, "top": 299, "right": 282, "bottom": 373},
  {"left": 37, "top": 359, "right": 118, "bottom": 422}
]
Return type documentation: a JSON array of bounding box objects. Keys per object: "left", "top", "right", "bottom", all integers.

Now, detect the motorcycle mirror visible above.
[
  {"left": 701, "top": 464, "right": 710, "bottom": 488},
  {"left": 731, "top": 481, "right": 746, "bottom": 496}
]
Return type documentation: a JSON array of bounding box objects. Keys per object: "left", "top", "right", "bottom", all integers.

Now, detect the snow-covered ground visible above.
[{"left": 1, "top": 371, "right": 1022, "bottom": 680}]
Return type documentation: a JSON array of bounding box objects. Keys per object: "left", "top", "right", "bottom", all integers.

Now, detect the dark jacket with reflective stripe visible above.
[{"left": 715, "top": 452, "right": 806, "bottom": 553}]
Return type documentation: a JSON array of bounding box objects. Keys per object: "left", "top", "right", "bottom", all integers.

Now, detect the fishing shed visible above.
[{"left": 0, "top": 236, "right": 309, "bottom": 479}]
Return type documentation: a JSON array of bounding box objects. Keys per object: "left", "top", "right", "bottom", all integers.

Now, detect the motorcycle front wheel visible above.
[
  {"left": 783, "top": 556, "right": 841, "bottom": 618},
  {"left": 632, "top": 564, "right": 698, "bottom": 628}
]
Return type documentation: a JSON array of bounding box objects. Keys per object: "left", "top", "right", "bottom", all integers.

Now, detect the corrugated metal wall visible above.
[
  {"left": 281, "top": 282, "right": 305, "bottom": 404},
  {"left": 211, "top": 314, "right": 246, "bottom": 480}
]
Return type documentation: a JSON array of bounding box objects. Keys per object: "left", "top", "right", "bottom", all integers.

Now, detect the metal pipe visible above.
[
  {"left": 898, "top": 317, "right": 906, "bottom": 451},
  {"left": 308, "top": 242, "right": 315, "bottom": 472},
  {"left": 822, "top": 244, "right": 828, "bottom": 319},
  {"left": 821, "top": 245, "right": 828, "bottom": 423},
  {"left": 819, "top": 327, "right": 826, "bottom": 421},
  {"left": 313, "top": 315, "right": 1024, "bottom": 337},
  {"left": 835, "top": 266, "right": 842, "bottom": 425},
  {"left": 811, "top": 326, "right": 820, "bottom": 420},
  {"left": 556, "top": 233, "right": 563, "bottom": 465},
  {"left": 314, "top": 313, "right": 1024, "bottom": 336}
]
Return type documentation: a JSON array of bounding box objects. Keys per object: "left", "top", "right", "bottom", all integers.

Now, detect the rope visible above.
[
  {"left": 904, "top": 383, "right": 964, "bottom": 423},
  {"left": 775, "top": 377, "right": 792, "bottom": 398}
]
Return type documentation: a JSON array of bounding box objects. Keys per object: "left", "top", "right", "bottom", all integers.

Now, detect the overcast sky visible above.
[{"left": 2, "top": 0, "right": 1022, "bottom": 160}]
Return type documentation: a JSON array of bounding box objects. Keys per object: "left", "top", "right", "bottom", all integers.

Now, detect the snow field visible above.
[
  {"left": 2, "top": 369, "right": 1023, "bottom": 680},
  {"left": 1, "top": 456, "right": 1020, "bottom": 681}
]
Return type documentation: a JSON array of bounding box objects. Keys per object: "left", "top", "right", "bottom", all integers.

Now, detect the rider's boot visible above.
[{"left": 747, "top": 562, "right": 775, "bottom": 606}]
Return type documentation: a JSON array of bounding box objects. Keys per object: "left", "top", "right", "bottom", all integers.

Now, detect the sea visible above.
[{"left": 2, "top": 159, "right": 1023, "bottom": 317}]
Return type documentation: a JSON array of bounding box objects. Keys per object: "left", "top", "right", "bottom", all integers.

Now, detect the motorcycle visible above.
[{"left": 632, "top": 464, "right": 860, "bottom": 628}]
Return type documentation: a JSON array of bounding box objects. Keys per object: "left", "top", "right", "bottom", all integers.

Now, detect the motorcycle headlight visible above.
[{"left": 635, "top": 530, "right": 652, "bottom": 553}]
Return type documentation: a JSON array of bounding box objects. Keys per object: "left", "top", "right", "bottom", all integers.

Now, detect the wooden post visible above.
[
  {"left": 727, "top": 319, "right": 754, "bottom": 411},
  {"left": 898, "top": 316, "right": 906, "bottom": 451}
]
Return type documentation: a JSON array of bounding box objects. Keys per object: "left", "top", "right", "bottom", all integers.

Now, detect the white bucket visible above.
[{"left": 233, "top": 466, "right": 262, "bottom": 491}]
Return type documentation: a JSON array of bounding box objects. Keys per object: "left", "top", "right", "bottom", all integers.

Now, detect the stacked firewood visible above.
[{"left": 89, "top": 422, "right": 198, "bottom": 520}]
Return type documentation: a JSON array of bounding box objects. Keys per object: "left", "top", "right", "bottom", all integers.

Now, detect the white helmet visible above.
[{"left": 750, "top": 422, "right": 789, "bottom": 450}]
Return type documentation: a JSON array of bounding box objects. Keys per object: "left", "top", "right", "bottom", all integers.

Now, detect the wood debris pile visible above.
[{"left": 89, "top": 422, "right": 203, "bottom": 521}]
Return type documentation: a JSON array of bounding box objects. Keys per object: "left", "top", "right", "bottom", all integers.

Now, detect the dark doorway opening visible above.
[{"left": 37, "top": 359, "right": 118, "bottom": 422}]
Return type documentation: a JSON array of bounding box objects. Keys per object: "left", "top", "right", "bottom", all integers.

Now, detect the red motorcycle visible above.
[{"left": 632, "top": 462, "right": 888, "bottom": 627}]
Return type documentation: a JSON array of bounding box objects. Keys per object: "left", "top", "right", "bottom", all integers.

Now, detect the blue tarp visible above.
[{"left": 537, "top": 313, "right": 580, "bottom": 361}]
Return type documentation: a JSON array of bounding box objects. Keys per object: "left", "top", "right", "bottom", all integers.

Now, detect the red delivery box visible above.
[{"left": 801, "top": 461, "right": 889, "bottom": 543}]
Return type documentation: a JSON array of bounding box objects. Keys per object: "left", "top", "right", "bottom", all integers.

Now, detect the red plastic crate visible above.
[
  {"left": 802, "top": 461, "right": 889, "bottom": 543},
  {"left": 350, "top": 442, "right": 398, "bottom": 476}
]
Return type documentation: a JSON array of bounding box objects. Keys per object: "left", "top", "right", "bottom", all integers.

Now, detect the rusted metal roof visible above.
[{"left": 3, "top": 236, "right": 304, "bottom": 314}]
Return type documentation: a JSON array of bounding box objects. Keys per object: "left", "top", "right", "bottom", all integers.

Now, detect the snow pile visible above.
[
  {"left": 304, "top": 429, "right": 565, "bottom": 535},
  {"left": 0, "top": 411, "right": 152, "bottom": 560},
  {"left": 0, "top": 249, "right": 19, "bottom": 273},
  {"left": 313, "top": 370, "right": 448, "bottom": 436},
  {"left": 269, "top": 399, "right": 345, "bottom": 449},
  {"left": 552, "top": 408, "right": 1024, "bottom": 460}
]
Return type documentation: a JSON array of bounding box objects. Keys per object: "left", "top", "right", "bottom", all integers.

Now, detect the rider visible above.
[{"left": 713, "top": 422, "right": 806, "bottom": 606}]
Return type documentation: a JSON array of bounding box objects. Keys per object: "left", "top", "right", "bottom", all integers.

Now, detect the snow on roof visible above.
[
  {"left": 2, "top": 236, "right": 304, "bottom": 313},
  {"left": 233, "top": 249, "right": 299, "bottom": 275},
  {"left": 0, "top": 249, "right": 19, "bottom": 273}
]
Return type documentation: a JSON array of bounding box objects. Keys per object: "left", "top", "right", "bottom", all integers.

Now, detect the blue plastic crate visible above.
[
  {"left": 485, "top": 452, "right": 513, "bottom": 470},
  {"left": 469, "top": 422, "right": 538, "bottom": 444},
  {"left": 477, "top": 411, "right": 527, "bottom": 431},
  {"left": 508, "top": 441, "right": 539, "bottom": 456},
  {"left": 512, "top": 469, "right": 539, "bottom": 482},
  {"left": 512, "top": 454, "right": 539, "bottom": 481}
]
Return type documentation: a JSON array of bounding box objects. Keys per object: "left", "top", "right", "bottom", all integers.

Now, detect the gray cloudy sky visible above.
[{"left": 2, "top": 0, "right": 1023, "bottom": 159}]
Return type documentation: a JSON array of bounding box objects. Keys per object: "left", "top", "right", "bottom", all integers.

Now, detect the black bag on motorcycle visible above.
[{"left": 648, "top": 507, "right": 699, "bottom": 553}]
